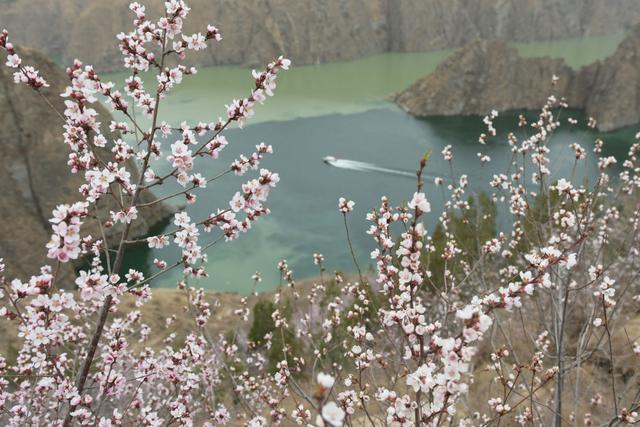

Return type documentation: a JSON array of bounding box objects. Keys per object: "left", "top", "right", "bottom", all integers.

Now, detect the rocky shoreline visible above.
[{"left": 394, "top": 25, "right": 640, "bottom": 132}]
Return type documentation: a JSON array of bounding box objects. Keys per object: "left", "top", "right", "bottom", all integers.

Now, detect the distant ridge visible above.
[{"left": 0, "top": 0, "right": 639, "bottom": 72}]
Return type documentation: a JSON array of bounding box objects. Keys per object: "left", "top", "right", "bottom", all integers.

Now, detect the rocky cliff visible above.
[
  {"left": 0, "top": 0, "right": 638, "bottom": 71},
  {"left": 394, "top": 26, "right": 640, "bottom": 132},
  {"left": 581, "top": 26, "right": 640, "bottom": 131},
  {"left": 385, "top": 0, "right": 640, "bottom": 52},
  {"left": 0, "top": 48, "right": 170, "bottom": 283},
  {"left": 393, "top": 40, "right": 576, "bottom": 117}
]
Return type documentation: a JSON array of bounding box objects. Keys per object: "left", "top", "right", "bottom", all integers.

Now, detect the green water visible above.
[
  {"left": 106, "top": 50, "right": 455, "bottom": 125},
  {"left": 514, "top": 33, "right": 625, "bottom": 68},
  {"left": 106, "top": 33, "right": 625, "bottom": 127},
  {"left": 106, "top": 34, "right": 634, "bottom": 293}
]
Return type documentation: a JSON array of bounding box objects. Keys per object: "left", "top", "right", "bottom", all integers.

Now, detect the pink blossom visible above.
[{"left": 338, "top": 197, "right": 355, "bottom": 213}]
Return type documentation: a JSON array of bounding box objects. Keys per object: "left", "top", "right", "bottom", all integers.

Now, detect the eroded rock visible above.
[
  {"left": 0, "top": 48, "right": 171, "bottom": 283},
  {"left": 0, "top": 0, "right": 638, "bottom": 71}
]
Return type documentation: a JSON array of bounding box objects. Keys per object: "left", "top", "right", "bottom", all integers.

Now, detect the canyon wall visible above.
[
  {"left": 386, "top": 0, "right": 640, "bottom": 52},
  {"left": 581, "top": 25, "right": 640, "bottom": 131},
  {"left": 0, "top": 47, "right": 170, "bottom": 282},
  {"left": 0, "top": 0, "right": 639, "bottom": 71}
]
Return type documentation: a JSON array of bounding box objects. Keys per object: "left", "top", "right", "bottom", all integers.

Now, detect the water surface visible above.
[{"left": 107, "top": 34, "right": 634, "bottom": 292}]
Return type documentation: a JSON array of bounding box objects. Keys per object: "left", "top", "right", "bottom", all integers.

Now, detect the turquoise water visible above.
[
  {"left": 105, "top": 50, "right": 456, "bottom": 126},
  {"left": 107, "top": 34, "right": 635, "bottom": 293},
  {"left": 514, "top": 33, "right": 625, "bottom": 68}
]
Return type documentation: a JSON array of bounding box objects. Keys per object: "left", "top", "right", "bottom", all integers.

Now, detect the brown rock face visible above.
[
  {"left": 386, "top": 0, "right": 640, "bottom": 52},
  {"left": 0, "top": 48, "right": 170, "bottom": 283},
  {"left": 394, "top": 26, "right": 640, "bottom": 132},
  {"left": 0, "top": 0, "right": 639, "bottom": 71},
  {"left": 393, "top": 40, "right": 574, "bottom": 117},
  {"left": 582, "top": 26, "right": 640, "bottom": 131}
]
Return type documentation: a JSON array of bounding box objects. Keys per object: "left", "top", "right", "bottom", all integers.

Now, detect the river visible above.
[{"left": 106, "top": 33, "right": 635, "bottom": 292}]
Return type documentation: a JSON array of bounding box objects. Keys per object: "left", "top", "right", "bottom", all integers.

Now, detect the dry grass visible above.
[
  {"left": 0, "top": 279, "right": 637, "bottom": 425},
  {"left": 463, "top": 308, "right": 640, "bottom": 425}
]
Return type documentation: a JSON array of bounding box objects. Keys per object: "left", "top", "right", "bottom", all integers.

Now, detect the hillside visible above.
[
  {"left": 0, "top": 0, "right": 639, "bottom": 71},
  {"left": 394, "top": 25, "right": 640, "bottom": 131},
  {"left": 0, "top": 47, "right": 171, "bottom": 283}
]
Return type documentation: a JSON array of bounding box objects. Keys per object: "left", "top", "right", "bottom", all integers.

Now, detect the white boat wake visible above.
[{"left": 323, "top": 156, "right": 417, "bottom": 178}]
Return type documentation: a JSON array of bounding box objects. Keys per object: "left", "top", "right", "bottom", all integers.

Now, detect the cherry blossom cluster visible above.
[
  {"left": 226, "top": 56, "right": 291, "bottom": 128},
  {"left": 46, "top": 202, "right": 89, "bottom": 262},
  {"left": 0, "top": 29, "right": 48, "bottom": 88},
  {"left": 0, "top": 0, "right": 293, "bottom": 425},
  {"left": 213, "top": 89, "right": 640, "bottom": 426},
  {"left": 337, "top": 197, "right": 355, "bottom": 213},
  {"left": 2, "top": 8, "right": 640, "bottom": 427}
]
